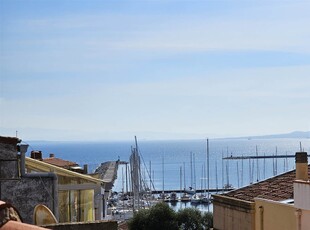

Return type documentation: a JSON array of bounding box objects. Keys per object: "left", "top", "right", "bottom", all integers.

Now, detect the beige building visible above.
[
  {"left": 213, "top": 151, "right": 310, "bottom": 230},
  {"left": 26, "top": 155, "right": 109, "bottom": 222},
  {"left": 0, "top": 136, "right": 112, "bottom": 224}
]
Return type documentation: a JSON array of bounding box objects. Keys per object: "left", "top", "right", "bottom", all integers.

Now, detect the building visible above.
[
  {"left": 0, "top": 136, "right": 57, "bottom": 224},
  {"left": 212, "top": 151, "right": 310, "bottom": 230},
  {"left": 293, "top": 152, "right": 310, "bottom": 230},
  {"left": 0, "top": 136, "right": 111, "bottom": 225},
  {"left": 26, "top": 156, "right": 108, "bottom": 222},
  {"left": 31, "top": 151, "right": 87, "bottom": 174}
]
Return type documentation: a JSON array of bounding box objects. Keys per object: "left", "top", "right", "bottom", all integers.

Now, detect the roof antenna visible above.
[{"left": 299, "top": 142, "right": 302, "bottom": 152}]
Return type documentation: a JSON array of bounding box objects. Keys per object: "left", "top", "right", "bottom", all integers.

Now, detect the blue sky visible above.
[{"left": 1, "top": 0, "right": 310, "bottom": 141}]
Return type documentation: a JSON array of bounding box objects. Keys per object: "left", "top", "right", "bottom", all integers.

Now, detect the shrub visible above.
[
  {"left": 128, "top": 202, "right": 177, "bottom": 230},
  {"left": 128, "top": 202, "right": 213, "bottom": 230},
  {"left": 202, "top": 212, "right": 213, "bottom": 230},
  {"left": 177, "top": 208, "right": 204, "bottom": 230}
]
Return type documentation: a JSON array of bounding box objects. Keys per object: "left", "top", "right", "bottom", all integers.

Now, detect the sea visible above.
[{"left": 26, "top": 138, "right": 310, "bottom": 213}]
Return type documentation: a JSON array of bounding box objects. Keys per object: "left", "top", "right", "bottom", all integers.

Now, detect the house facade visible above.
[
  {"left": 213, "top": 151, "right": 310, "bottom": 230},
  {"left": 0, "top": 135, "right": 109, "bottom": 224},
  {"left": 0, "top": 136, "right": 57, "bottom": 223},
  {"left": 26, "top": 153, "right": 108, "bottom": 222}
]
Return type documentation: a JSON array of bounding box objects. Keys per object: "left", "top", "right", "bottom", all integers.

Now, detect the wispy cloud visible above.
[{"left": 1, "top": 0, "right": 310, "bottom": 140}]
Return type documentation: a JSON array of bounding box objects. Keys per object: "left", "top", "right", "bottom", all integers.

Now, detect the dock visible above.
[
  {"left": 95, "top": 161, "right": 119, "bottom": 190},
  {"left": 95, "top": 160, "right": 234, "bottom": 194},
  {"left": 151, "top": 188, "right": 234, "bottom": 194},
  {"left": 223, "top": 154, "right": 310, "bottom": 160}
]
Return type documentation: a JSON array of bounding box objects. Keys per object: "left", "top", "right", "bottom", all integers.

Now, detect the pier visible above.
[
  {"left": 95, "top": 161, "right": 119, "bottom": 190},
  {"left": 222, "top": 154, "right": 310, "bottom": 160},
  {"left": 151, "top": 188, "right": 233, "bottom": 194},
  {"left": 95, "top": 160, "right": 232, "bottom": 194}
]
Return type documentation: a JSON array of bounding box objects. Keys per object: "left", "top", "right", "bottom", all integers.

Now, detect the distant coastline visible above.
[
  {"left": 23, "top": 130, "right": 310, "bottom": 143},
  {"left": 219, "top": 131, "right": 310, "bottom": 140}
]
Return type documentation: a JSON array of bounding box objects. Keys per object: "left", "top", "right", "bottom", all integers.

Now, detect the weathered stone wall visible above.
[
  {"left": 1, "top": 177, "right": 55, "bottom": 223},
  {"left": 0, "top": 136, "right": 56, "bottom": 224},
  {"left": 0, "top": 138, "right": 19, "bottom": 180}
]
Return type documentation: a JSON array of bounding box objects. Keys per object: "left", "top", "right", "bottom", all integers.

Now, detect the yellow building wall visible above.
[
  {"left": 58, "top": 189, "right": 95, "bottom": 223},
  {"left": 301, "top": 210, "right": 310, "bottom": 230},
  {"left": 80, "top": 190, "right": 94, "bottom": 221},
  {"left": 213, "top": 203, "right": 254, "bottom": 230},
  {"left": 255, "top": 198, "right": 296, "bottom": 230},
  {"left": 213, "top": 195, "right": 255, "bottom": 230},
  {"left": 58, "top": 190, "right": 70, "bottom": 223}
]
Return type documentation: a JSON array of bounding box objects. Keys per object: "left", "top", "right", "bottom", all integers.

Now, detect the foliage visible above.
[
  {"left": 148, "top": 202, "right": 178, "bottom": 230},
  {"left": 202, "top": 212, "right": 213, "bottom": 230},
  {"left": 128, "top": 202, "right": 213, "bottom": 230},
  {"left": 128, "top": 209, "right": 150, "bottom": 230},
  {"left": 177, "top": 208, "right": 203, "bottom": 230}
]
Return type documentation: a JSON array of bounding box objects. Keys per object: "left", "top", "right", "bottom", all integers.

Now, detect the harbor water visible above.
[{"left": 28, "top": 138, "right": 310, "bottom": 212}]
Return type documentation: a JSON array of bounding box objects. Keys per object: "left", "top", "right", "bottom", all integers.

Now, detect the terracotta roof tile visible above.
[
  {"left": 222, "top": 165, "right": 310, "bottom": 202},
  {"left": 42, "top": 157, "right": 78, "bottom": 168}
]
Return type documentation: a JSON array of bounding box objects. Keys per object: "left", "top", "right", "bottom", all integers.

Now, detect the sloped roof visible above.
[
  {"left": 42, "top": 157, "right": 78, "bottom": 168},
  {"left": 221, "top": 165, "right": 310, "bottom": 202},
  {"left": 26, "top": 157, "right": 109, "bottom": 184}
]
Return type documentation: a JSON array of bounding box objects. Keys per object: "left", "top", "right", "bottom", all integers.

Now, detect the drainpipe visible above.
[
  {"left": 295, "top": 209, "right": 302, "bottom": 230},
  {"left": 19, "top": 146, "right": 59, "bottom": 221},
  {"left": 259, "top": 206, "right": 264, "bottom": 230}
]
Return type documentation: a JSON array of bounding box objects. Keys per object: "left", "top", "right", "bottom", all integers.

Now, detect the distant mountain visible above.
[{"left": 226, "top": 131, "right": 310, "bottom": 140}]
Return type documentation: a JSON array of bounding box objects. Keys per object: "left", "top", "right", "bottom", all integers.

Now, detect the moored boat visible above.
[
  {"left": 190, "top": 194, "right": 201, "bottom": 204},
  {"left": 180, "top": 192, "right": 190, "bottom": 202}
]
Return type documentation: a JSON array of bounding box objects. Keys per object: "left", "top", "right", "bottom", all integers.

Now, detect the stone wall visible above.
[
  {"left": 0, "top": 137, "right": 19, "bottom": 180},
  {"left": 1, "top": 177, "right": 55, "bottom": 223},
  {"left": 0, "top": 136, "right": 56, "bottom": 224}
]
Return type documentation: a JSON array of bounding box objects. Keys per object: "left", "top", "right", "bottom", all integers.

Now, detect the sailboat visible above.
[
  {"left": 181, "top": 162, "right": 191, "bottom": 202},
  {"left": 190, "top": 152, "right": 201, "bottom": 204},
  {"left": 190, "top": 193, "right": 201, "bottom": 204},
  {"left": 201, "top": 139, "right": 211, "bottom": 204},
  {"left": 158, "top": 155, "right": 170, "bottom": 202},
  {"left": 130, "top": 136, "right": 141, "bottom": 211},
  {"left": 185, "top": 152, "right": 196, "bottom": 195},
  {"left": 129, "top": 136, "right": 153, "bottom": 211}
]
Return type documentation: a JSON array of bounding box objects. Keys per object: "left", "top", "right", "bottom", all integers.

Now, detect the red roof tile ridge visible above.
[{"left": 221, "top": 165, "right": 310, "bottom": 202}]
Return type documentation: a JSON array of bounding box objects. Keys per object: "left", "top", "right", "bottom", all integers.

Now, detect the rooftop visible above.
[
  {"left": 42, "top": 157, "right": 78, "bottom": 168},
  {"left": 221, "top": 165, "right": 310, "bottom": 202}
]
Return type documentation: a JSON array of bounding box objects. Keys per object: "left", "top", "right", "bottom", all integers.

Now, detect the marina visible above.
[{"left": 28, "top": 138, "right": 310, "bottom": 218}]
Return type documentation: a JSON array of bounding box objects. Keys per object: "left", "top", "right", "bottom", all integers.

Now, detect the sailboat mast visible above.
[
  {"left": 215, "top": 160, "right": 218, "bottom": 192},
  {"left": 162, "top": 156, "right": 165, "bottom": 193},
  {"left": 180, "top": 166, "right": 182, "bottom": 193},
  {"left": 193, "top": 152, "right": 196, "bottom": 190},
  {"left": 149, "top": 161, "right": 152, "bottom": 194},
  {"left": 183, "top": 162, "right": 186, "bottom": 190},
  {"left": 190, "top": 152, "right": 193, "bottom": 188},
  {"left": 207, "top": 138, "right": 210, "bottom": 212},
  {"left": 256, "top": 145, "right": 259, "bottom": 182},
  {"left": 221, "top": 150, "right": 224, "bottom": 193}
]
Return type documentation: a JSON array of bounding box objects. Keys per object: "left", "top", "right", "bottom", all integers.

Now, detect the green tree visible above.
[
  {"left": 177, "top": 208, "right": 204, "bottom": 230},
  {"left": 148, "top": 202, "right": 178, "bottom": 230},
  {"left": 128, "top": 202, "right": 178, "bottom": 230},
  {"left": 202, "top": 212, "right": 213, "bottom": 230},
  {"left": 128, "top": 202, "right": 213, "bottom": 230},
  {"left": 128, "top": 209, "right": 150, "bottom": 230}
]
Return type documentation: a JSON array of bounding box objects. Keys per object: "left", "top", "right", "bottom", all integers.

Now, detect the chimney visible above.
[
  {"left": 84, "top": 164, "right": 88, "bottom": 174},
  {"left": 31, "top": 151, "right": 43, "bottom": 160},
  {"left": 49, "top": 153, "right": 55, "bottom": 158},
  {"left": 295, "top": 152, "right": 308, "bottom": 181}
]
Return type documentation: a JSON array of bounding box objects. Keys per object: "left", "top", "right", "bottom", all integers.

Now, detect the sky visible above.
[{"left": 1, "top": 0, "right": 310, "bottom": 141}]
